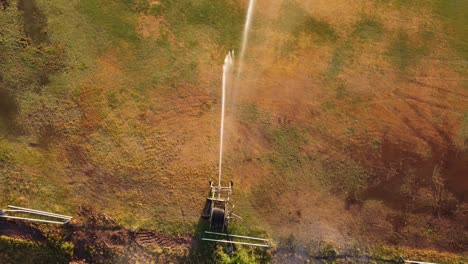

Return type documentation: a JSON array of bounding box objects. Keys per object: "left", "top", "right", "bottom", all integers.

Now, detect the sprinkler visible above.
[
  {"left": 202, "top": 180, "right": 238, "bottom": 231},
  {"left": 201, "top": 18, "right": 268, "bottom": 246},
  {"left": 201, "top": 181, "right": 270, "bottom": 248},
  {"left": 199, "top": 51, "right": 270, "bottom": 247}
]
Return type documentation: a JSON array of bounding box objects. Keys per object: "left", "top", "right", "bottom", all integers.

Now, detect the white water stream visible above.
[
  {"left": 218, "top": 0, "right": 256, "bottom": 187},
  {"left": 236, "top": 0, "right": 256, "bottom": 80},
  {"left": 218, "top": 51, "right": 234, "bottom": 187}
]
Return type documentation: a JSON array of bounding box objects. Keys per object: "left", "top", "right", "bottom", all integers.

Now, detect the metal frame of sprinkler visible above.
[
  {"left": 0, "top": 205, "right": 72, "bottom": 225},
  {"left": 201, "top": 180, "right": 270, "bottom": 248},
  {"left": 206, "top": 180, "right": 238, "bottom": 231}
]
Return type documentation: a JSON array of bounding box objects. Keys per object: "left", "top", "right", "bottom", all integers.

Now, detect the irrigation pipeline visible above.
[{"left": 305, "top": 255, "right": 431, "bottom": 264}]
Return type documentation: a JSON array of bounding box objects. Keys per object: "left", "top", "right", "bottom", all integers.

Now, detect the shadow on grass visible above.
[
  {"left": 188, "top": 196, "right": 219, "bottom": 263},
  {"left": 0, "top": 88, "right": 18, "bottom": 133},
  {"left": 17, "top": 0, "right": 49, "bottom": 45}
]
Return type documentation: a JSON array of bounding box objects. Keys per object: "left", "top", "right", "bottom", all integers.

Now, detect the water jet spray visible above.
[
  {"left": 218, "top": 51, "right": 234, "bottom": 189},
  {"left": 200, "top": 0, "right": 269, "bottom": 249},
  {"left": 200, "top": 51, "right": 270, "bottom": 248},
  {"left": 237, "top": 0, "right": 256, "bottom": 81}
]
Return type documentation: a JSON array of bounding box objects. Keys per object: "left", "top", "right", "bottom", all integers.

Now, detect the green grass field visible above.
[{"left": 0, "top": 0, "right": 467, "bottom": 262}]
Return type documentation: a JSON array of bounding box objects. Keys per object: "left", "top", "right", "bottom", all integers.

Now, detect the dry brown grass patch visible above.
[{"left": 137, "top": 14, "right": 164, "bottom": 40}]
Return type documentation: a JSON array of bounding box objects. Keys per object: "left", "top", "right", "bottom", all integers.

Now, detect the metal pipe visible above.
[
  {"left": 201, "top": 238, "right": 270, "bottom": 248},
  {"left": 8, "top": 205, "right": 73, "bottom": 218},
  {"left": 0, "top": 215, "right": 68, "bottom": 225},
  {"left": 403, "top": 260, "right": 438, "bottom": 264},
  {"left": 204, "top": 231, "right": 269, "bottom": 242},
  {"left": 7, "top": 205, "right": 72, "bottom": 219},
  {"left": 8, "top": 205, "right": 72, "bottom": 218},
  {"left": 4, "top": 209, "right": 72, "bottom": 220}
]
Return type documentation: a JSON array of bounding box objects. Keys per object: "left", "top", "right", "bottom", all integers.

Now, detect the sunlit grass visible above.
[{"left": 0, "top": 236, "right": 72, "bottom": 263}]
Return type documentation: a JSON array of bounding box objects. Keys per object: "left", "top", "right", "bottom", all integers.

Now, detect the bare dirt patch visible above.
[
  {"left": 137, "top": 14, "right": 164, "bottom": 40},
  {"left": 148, "top": 0, "right": 160, "bottom": 6},
  {"left": 0, "top": 0, "right": 8, "bottom": 10}
]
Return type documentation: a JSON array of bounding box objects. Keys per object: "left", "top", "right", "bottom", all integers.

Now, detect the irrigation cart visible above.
[{"left": 201, "top": 181, "right": 270, "bottom": 248}]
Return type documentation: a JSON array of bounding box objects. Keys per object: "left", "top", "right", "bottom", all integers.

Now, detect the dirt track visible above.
[{"left": 0, "top": 207, "right": 193, "bottom": 263}]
